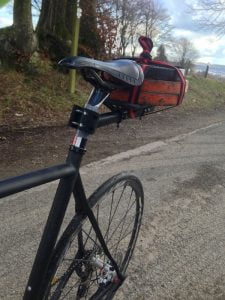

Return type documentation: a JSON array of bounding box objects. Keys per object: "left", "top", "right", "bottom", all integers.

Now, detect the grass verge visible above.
[
  {"left": 0, "top": 69, "right": 91, "bottom": 129},
  {"left": 182, "top": 75, "right": 225, "bottom": 110},
  {"left": 1, "top": 71, "right": 225, "bottom": 130}
]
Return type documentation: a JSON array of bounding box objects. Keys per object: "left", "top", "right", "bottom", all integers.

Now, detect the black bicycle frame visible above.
[{"left": 0, "top": 88, "right": 127, "bottom": 300}]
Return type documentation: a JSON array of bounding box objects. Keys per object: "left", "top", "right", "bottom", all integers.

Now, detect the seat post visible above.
[{"left": 86, "top": 88, "right": 110, "bottom": 111}]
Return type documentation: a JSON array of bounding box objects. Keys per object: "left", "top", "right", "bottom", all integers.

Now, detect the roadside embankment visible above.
[{"left": 0, "top": 70, "right": 225, "bottom": 131}]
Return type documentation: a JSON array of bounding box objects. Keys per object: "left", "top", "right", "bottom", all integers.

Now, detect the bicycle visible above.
[{"left": 0, "top": 56, "right": 145, "bottom": 299}]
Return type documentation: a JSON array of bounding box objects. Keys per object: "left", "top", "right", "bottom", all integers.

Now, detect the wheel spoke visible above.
[
  {"left": 104, "top": 185, "right": 126, "bottom": 242},
  {"left": 83, "top": 223, "right": 94, "bottom": 247},
  {"left": 60, "top": 279, "right": 80, "bottom": 299},
  {"left": 82, "top": 228, "right": 101, "bottom": 250},
  {"left": 114, "top": 189, "right": 135, "bottom": 254},
  {"left": 94, "top": 204, "right": 100, "bottom": 246},
  {"left": 111, "top": 220, "right": 136, "bottom": 254},
  {"left": 44, "top": 175, "right": 143, "bottom": 299},
  {"left": 107, "top": 199, "right": 136, "bottom": 245},
  {"left": 104, "top": 190, "right": 115, "bottom": 242}
]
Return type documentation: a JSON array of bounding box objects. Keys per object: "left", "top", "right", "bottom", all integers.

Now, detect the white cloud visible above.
[
  {"left": 197, "top": 56, "right": 214, "bottom": 64},
  {"left": 159, "top": 0, "right": 225, "bottom": 64},
  {"left": 172, "top": 28, "right": 225, "bottom": 64},
  {"left": 173, "top": 29, "right": 196, "bottom": 38},
  {"left": 193, "top": 35, "right": 225, "bottom": 55}
]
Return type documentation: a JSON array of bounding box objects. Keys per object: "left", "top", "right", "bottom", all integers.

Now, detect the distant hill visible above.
[{"left": 194, "top": 63, "right": 225, "bottom": 78}]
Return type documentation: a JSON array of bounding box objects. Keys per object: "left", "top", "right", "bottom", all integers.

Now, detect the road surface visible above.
[{"left": 1, "top": 120, "right": 225, "bottom": 299}]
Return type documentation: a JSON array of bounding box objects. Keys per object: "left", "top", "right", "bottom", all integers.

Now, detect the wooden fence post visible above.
[{"left": 204, "top": 65, "right": 209, "bottom": 78}]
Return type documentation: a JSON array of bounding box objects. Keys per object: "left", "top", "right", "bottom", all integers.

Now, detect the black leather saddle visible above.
[{"left": 59, "top": 56, "right": 144, "bottom": 86}]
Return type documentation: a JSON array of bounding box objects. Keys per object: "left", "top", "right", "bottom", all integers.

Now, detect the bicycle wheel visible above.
[{"left": 42, "top": 172, "right": 144, "bottom": 299}]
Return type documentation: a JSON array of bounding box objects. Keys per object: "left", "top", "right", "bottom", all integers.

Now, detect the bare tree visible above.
[
  {"left": 109, "top": 0, "right": 143, "bottom": 56},
  {"left": 172, "top": 37, "right": 199, "bottom": 73},
  {"left": 118, "top": 0, "right": 130, "bottom": 55},
  {"left": 97, "top": 0, "right": 117, "bottom": 58},
  {"left": 115, "top": 0, "right": 136, "bottom": 56},
  {"left": 123, "top": 1, "right": 143, "bottom": 56},
  {"left": 189, "top": 0, "right": 225, "bottom": 35},
  {"left": 139, "top": 0, "right": 173, "bottom": 44},
  {"left": 129, "top": 16, "right": 142, "bottom": 57},
  {"left": 110, "top": 0, "right": 172, "bottom": 56}
]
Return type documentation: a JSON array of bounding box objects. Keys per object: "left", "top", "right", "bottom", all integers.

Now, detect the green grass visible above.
[{"left": 182, "top": 75, "right": 225, "bottom": 110}]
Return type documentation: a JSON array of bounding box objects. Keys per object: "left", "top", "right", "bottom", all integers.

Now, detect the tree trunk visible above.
[
  {"left": 79, "top": 0, "right": 100, "bottom": 57},
  {"left": 37, "top": 0, "right": 70, "bottom": 40},
  {"left": 37, "top": 0, "right": 99, "bottom": 60},
  {"left": 13, "top": 0, "right": 36, "bottom": 54},
  {"left": 0, "top": 0, "right": 36, "bottom": 67},
  {"left": 37, "top": 0, "right": 74, "bottom": 60}
]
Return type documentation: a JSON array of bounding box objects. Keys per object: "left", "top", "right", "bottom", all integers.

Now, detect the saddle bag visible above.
[{"left": 108, "top": 37, "right": 186, "bottom": 116}]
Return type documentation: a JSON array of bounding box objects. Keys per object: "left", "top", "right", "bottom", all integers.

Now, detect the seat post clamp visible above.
[{"left": 68, "top": 105, "right": 99, "bottom": 134}]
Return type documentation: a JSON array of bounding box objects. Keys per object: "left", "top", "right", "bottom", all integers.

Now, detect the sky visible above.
[
  {"left": 160, "top": 0, "right": 225, "bottom": 65},
  {"left": 0, "top": 3, "right": 12, "bottom": 28},
  {"left": 0, "top": 0, "right": 225, "bottom": 65}
]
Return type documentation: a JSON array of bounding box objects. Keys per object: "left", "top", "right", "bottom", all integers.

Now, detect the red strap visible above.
[
  {"left": 129, "top": 64, "right": 149, "bottom": 118},
  {"left": 129, "top": 86, "right": 139, "bottom": 118},
  {"left": 138, "top": 36, "right": 153, "bottom": 53}
]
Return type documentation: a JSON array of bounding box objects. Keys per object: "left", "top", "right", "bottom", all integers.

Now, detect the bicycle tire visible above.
[{"left": 42, "top": 172, "right": 144, "bottom": 299}]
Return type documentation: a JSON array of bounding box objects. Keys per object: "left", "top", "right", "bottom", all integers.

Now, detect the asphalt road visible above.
[{"left": 1, "top": 120, "right": 225, "bottom": 299}]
